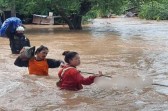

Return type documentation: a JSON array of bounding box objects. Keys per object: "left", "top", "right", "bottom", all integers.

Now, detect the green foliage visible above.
[
  {"left": 82, "top": 8, "right": 100, "bottom": 24},
  {"left": 15, "top": 0, "right": 37, "bottom": 15},
  {"left": 0, "top": 0, "right": 125, "bottom": 17},
  {"left": 0, "top": 0, "right": 13, "bottom": 9},
  {"left": 82, "top": 0, "right": 125, "bottom": 23},
  {"left": 139, "top": 0, "right": 168, "bottom": 20},
  {"left": 2, "top": 0, "right": 168, "bottom": 21},
  {"left": 92, "top": 0, "right": 125, "bottom": 16},
  {"left": 122, "top": 0, "right": 168, "bottom": 20}
]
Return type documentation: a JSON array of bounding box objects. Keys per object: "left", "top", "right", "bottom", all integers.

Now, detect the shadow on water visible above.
[{"left": 0, "top": 17, "right": 168, "bottom": 110}]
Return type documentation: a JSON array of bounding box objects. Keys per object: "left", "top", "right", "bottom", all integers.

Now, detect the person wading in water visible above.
[
  {"left": 14, "top": 45, "right": 63, "bottom": 76},
  {"left": 57, "top": 51, "right": 103, "bottom": 91}
]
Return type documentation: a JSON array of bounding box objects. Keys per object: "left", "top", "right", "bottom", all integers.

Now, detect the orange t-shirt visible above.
[{"left": 28, "top": 58, "right": 49, "bottom": 76}]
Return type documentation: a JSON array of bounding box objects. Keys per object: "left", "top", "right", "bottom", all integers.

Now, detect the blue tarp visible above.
[
  {"left": 0, "top": 18, "right": 2, "bottom": 28},
  {"left": 0, "top": 17, "right": 22, "bottom": 37}
]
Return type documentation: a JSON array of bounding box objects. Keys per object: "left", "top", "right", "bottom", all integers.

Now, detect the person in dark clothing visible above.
[
  {"left": 7, "top": 25, "right": 30, "bottom": 54},
  {"left": 14, "top": 45, "right": 63, "bottom": 76}
]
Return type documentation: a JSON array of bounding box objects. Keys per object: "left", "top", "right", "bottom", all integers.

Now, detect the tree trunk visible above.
[
  {"left": 11, "top": 0, "right": 16, "bottom": 17},
  {"left": 70, "top": 14, "right": 82, "bottom": 30},
  {"left": 56, "top": 9, "right": 74, "bottom": 30},
  {"left": 68, "top": 0, "right": 92, "bottom": 30},
  {"left": 56, "top": 9, "right": 82, "bottom": 30},
  {"left": 56, "top": 0, "right": 92, "bottom": 30}
]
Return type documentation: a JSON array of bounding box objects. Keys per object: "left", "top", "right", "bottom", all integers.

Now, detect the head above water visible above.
[
  {"left": 35, "top": 45, "right": 49, "bottom": 60},
  {"left": 16, "top": 26, "right": 25, "bottom": 33},
  {"left": 62, "top": 51, "right": 80, "bottom": 66}
]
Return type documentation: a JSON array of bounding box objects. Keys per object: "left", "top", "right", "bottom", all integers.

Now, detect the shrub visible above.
[{"left": 139, "top": 1, "right": 168, "bottom": 20}]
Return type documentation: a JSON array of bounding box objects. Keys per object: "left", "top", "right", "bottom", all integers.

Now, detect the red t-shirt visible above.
[{"left": 57, "top": 65, "right": 96, "bottom": 91}]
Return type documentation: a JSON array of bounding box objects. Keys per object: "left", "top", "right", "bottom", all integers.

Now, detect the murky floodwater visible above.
[{"left": 1, "top": 17, "right": 168, "bottom": 111}]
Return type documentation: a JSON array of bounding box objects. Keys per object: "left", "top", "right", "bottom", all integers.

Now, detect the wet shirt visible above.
[
  {"left": 57, "top": 65, "right": 96, "bottom": 91},
  {"left": 5, "top": 22, "right": 30, "bottom": 54},
  {"left": 14, "top": 57, "right": 61, "bottom": 75},
  {"left": 28, "top": 58, "right": 49, "bottom": 76},
  {"left": 10, "top": 34, "right": 30, "bottom": 54}
]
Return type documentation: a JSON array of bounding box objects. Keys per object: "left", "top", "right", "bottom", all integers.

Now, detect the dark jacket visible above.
[
  {"left": 9, "top": 33, "right": 30, "bottom": 54},
  {"left": 14, "top": 56, "right": 61, "bottom": 68},
  {"left": 5, "top": 23, "right": 30, "bottom": 54},
  {"left": 14, "top": 56, "right": 62, "bottom": 76}
]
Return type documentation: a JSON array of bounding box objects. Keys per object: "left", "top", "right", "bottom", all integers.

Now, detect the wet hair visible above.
[
  {"left": 35, "top": 45, "right": 48, "bottom": 54},
  {"left": 62, "top": 51, "right": 78, "bottom": 63}
]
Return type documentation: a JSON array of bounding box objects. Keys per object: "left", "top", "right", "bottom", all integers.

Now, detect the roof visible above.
[{"left": 33, "top": 14, "right": 47, "bottom": 18}]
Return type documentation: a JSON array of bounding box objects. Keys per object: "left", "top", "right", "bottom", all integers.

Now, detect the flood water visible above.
[{"left": 1, "top": 17, "right": 168, "bottom": 111}]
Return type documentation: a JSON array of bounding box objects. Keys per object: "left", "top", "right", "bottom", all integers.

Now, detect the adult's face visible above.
[{"left": 36, "top": 49, "right": 48, "bottom": 60}]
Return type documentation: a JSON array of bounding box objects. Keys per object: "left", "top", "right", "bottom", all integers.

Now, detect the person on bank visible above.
[
  {"left": 57, "top": 51, "right": 103, "bottom": 91},
  {"left": 14, "top": 45, "right": 63, "bottom": 76}
]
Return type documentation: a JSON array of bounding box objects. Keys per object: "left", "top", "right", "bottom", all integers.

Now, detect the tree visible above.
[
  {"left": 51, "top": 0, "right": 92, "bottom": 30},
  {"left": 47, "top": 0, "right": 125, "bottom": 30},
  {"left": 0, "top": 0, "right": 126, "bottom": 30},
  {"left": 11, "top": 0, "right": 16, "bottom": 16},
  {"left": 0, "top": 0, "right": 16, "bottom": 16}
]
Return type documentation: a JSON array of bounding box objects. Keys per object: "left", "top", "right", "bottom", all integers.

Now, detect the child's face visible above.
[
  {"left": 36, "top": 49, "right": 48, "bottom": 60},
  {"left": 69, "top": 54, "right": 80, "bottom": 67}
]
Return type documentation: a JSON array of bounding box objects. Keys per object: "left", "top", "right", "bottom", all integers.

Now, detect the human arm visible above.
[
  {"left": 27, "top": 38, "right": 30, "bottom": 47},
  {"left": 25, "top": 37, "right": 31, "bottom": 47},
  {"left": 76, "top": 71, "right": 103, "bottom": 85},
  {"left": 22, "top": 34, "right": 31, "bottom": 47},
  {"left": 47, "top": 59, "right": 63, "bottom": 68},
  {"left": 14, "top": 56, "right": 29, "bottom": 67},
  {"left": 75, "top": 71, "right": 96, "bottom": 85}
]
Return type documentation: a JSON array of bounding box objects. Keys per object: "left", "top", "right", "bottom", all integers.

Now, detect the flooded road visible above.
[{"left": 1, "top": 17, "right": 168, "bottom": 111}]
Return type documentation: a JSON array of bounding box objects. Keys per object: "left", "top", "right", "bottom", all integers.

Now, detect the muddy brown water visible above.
[{"left": 1, "top": 17, "right": 168, "bottom": 111}]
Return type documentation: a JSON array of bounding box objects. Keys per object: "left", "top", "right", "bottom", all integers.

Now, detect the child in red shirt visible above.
[{"left": 57, "top": 51, "right": 103, "bottom": 91}]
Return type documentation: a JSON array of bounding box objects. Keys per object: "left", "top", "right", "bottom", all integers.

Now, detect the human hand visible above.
[
  {"left": 94, "top": 71, "right": 104, "bottom": 77},
  {"left": 19, "top": 47, "right": 25, "bottom": 54},
  {"left": 60, "top": 60, "right": 65, "bottom": 67}
]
